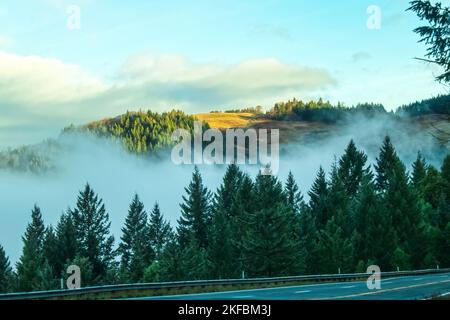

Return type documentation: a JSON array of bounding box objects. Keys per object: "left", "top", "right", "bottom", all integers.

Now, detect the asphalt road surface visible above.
[{"left": 137, "top": 272, "right": 450, "bottom": 300}]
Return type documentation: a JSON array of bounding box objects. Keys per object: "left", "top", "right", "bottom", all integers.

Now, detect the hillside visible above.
[{"left": 1, "top": 96, "right": 449, "bottom": 174}]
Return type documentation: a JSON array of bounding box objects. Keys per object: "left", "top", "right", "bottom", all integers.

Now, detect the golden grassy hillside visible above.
[{"left": 194, "top": 113, "right": 263, "bottom": 129}]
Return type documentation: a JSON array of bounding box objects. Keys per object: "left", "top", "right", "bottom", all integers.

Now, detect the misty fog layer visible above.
[{"left": 0, "top": 115, "right": 447, "bottom": 264}]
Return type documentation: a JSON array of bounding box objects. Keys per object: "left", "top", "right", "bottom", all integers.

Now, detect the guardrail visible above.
[{"left": 0, "top": 268, "right": 448, "bottom": 300}]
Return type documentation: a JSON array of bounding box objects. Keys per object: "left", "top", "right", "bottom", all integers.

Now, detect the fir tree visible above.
[
  {"left": 179, "top": 236, "right": 212, "bottom": 280},
  {"left": 209, "top": 164, "right": 243, "bottom": 279},
  {"left": 231, "top": 173, "right": 255, "bottom": 275},
  {"left": 177, "top": 167, "right": 211, "bottom": 248},
  {"left": 411, "top": 152, "right": 427, "bottom": 191},
  {"left": 213, "top": 164, "right": 243, "bottom": 218},
  {"left": 375, "top": 136, "right": 401, "bottom": 192},
  {"left": 119, "top": 194, "right": 154, "bottom": 283},
  {"left": 71, "top": 184, "right": 115, "bottom": 284},
  {"left": 354, "top": 172, "right": 396, "bottom": 270},
  {"left": 284, "top": 171, "right": 304, "bottom": 216},
  {"left": 441, "top": 155, "right": 450, "bottom": 202},
  {"left": 328, "top": 161, "right": 352, "bottom": 236},
  {"left": 308, "top": 167, "right": 329, "bottom": 229},
  {"left": 298, "top": 207, "right": 318, "bottom": 274},
  {"left": 384, "top": 161, "right": 424, "bottom": 269},
  {"left": 422, "top": 166, "right": 444, "bottom": 209},
  {"left": 148, "top": 202, "right": 172, "bottom": 260},
  {"left": 243, "top": 174, "right": 301, "bottom": 277},
  {"left": 55, "top": 211, "right": 77, "bottom": 276},
  {"left": 16, "top": 205, "right": 46, "bottom": 291},
  {"left": 316, "top": 216, "right": 354, "bottom": 274},
  {"left": 338, "top": 140, "right": 368, "bottom": 197},
  {"left": 0, "top": 245, "right": 13, "bottom": 293},
  {"left": 208, "top": 206, "right": 235, "bottom": 279},
  {"left": 42, "top": 226, "right": 59, "bottom": 280},
  {"left": 158, "top": 234, "right": 184, "bottom": 281}
]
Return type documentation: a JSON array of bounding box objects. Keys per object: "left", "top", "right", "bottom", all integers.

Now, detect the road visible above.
[{"left": 137, "top": 272, "right": 450, "bottom": 300}]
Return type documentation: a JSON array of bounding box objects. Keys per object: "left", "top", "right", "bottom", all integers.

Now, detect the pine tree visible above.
[
  {"left": 353, "top": 172, "right": 396, "bottom": 270},
  {"left": 231, "top": 173, "right": 255, "bottom": 276},
  {"left": 148, "top": 202, "right": 172, "bottom": 260},
  {"left": 384, "top": 160, "right": 424, "bottom": 269},
  {"left": 409, "top": 0, "right": 450, "bottom": 84},
  {"left": 0, "top": 245, "right": 13, "bottom": 293},
  {"left": 119, "top": 194, "right": 154, "bottom": 283},
  {"left": 179, "top": 236, "right": 212, "bottom": 280},
  {"left": 177, "top": 167, "right": 211, "bottom": 249},
  {"left": 338, "top": 140, "right": 368, "bottom": 197},
  {"left": 284, "top": 171, "right": 304, "bottom": 216},
  {"left": 441, "top": 155, "right": 450, "bottom": 203},
  {"left": 298, "top": 207, "right": 318, "bottom": 274},
  {"left": 328, "top": 161, "right": 352, "bottom": 236},
  {"left": 243, "top": 174, "right": 301, "bottom": 277},
  {"left": 316, "top": 216, "right": 354, "bottom": 274},
  {"left": 16, "top": 205, "right": 46, "bottom": 291},
  {"left": 209, "top": 165, "right": 243, "bottom": 279},
  {"left": 158, "top": 234, "right": 184, "bottom": 281},
  {"left": 438, "top": 222, "right": 450, "bottom": 267},
  {"left": 71, "top": 184, "right": 115, "bottom": 284},
  {"left": 411, "top": 152, "right": 427, "bottom": 191},
  {"left": 422, "top": 166, "right": 444, "bottom": 209},
  {"left": 208, "top": 207, "right": 235, "bottom": 279},
  {"left": 213, "top": 164, "right": 243, "bottom": 218},
  {"left": 375, "top": 136, "right": 401, "bottom": 192},
  {"left": 42, "top": 226, "right": 59, "bottom": 280},
  {"left": 55, "top": 211, "right": 77, "bottom": 277},
  {"left": 308, "top": 167, "right": 329, "bottom": 229}
]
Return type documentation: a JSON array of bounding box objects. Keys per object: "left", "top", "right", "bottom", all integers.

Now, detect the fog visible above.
[{"left": 0, "top": 115, "right": 447, "bottom": 265}]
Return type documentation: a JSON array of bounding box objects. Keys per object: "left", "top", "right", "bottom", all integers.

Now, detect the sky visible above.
[{"left": 0, "top": 0, "right": 448, "bottom": 147}]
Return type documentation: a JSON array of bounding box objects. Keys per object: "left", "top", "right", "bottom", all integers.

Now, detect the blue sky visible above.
[{"left": 0, "top": 0, "right": 447, "bottom": 147}]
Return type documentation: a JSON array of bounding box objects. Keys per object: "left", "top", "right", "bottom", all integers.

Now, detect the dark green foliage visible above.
[
  {"left": 177, "top": 167, "right": 211, "bottom": 249},
  {"left": 208, "top": 164, "right": 244, "bottom": 279},
  {"left": 242, "top": 174, "right": 301, "bottom": 277},
  {"left": 338, "top": 140, "right": 368, "bottom": 197},
  {"left": 441, "top": 155, "right": 450, "bottom": 201},
  {"left": 119, "top": 194, "right": 154, "bottom": 283},
  {"left": 148, "top": 203, "right": 172, "bottom": 260},
  {"left": 398, "top": 94, "right": 450, "bottom": 116},
  {"left": 409, "top": 0, "right": 450, "bottom": 84},
  {"left": 411, "top": 152, "right": 427, "bottom": 191},
  {"left": 71, "top": 184, "right": 115, "bottom": 284},
  {"left": 0, "top": 245, "right": 13, "bottom": 293},
  {"left": 308, "top": 167, "right": 329, "bottom": 229},
  {"left": 315, "top": 216, "right": 354, "bottom": 274},
  {"left": 422, "top": 166, "right": 444, "bottom": 208},
  {"left": 65, "top": 110, "right": 206, "bottom": 154},
  {"left": 375, "top": 136, "right": 401, "bottom": 192},
  {"left": 267, "top": 98, "right": 387, "bottom": 123},
  {"left": 158, "top": 235, "right": 184, "bottom": 281},
  {"left": 42, "top": 226, "right": 59, "bottom": 280},
  {"left": 285, "top": 171, "right": 305, "bottom": 216},
  {"left": 55, "top": 212, "right": 77, "bottom": 277},
  {"left": 16, "top": 205, "right": 46, "bottom": 291}
]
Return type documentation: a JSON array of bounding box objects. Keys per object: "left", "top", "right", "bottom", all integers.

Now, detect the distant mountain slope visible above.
[
  {"left": 64, "top": 109, "right": 206, "bottom": 154},
  {"left": 1, "top": 96, "right": 449, "bottom": 174}
]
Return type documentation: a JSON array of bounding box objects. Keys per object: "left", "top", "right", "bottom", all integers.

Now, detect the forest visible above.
[{"left": 1, "top": 137, "right": 449, "bottom": 293}]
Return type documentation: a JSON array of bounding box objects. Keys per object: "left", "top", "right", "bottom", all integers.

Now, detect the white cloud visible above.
[
  {"left": 117, "top": 54, "right": 335, "bottom": 109},
  {"left": 0, "top": 51, "right": 335, "bottom": 147},
  {"left": 0, "top": 51, "right": 106, "bottom": 107}
]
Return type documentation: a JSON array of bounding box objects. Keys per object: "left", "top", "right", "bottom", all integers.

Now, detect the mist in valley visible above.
[{"left": 0, "top": 114, "right": 447, "bottom": 265}]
